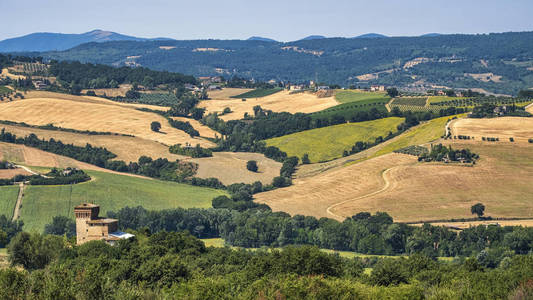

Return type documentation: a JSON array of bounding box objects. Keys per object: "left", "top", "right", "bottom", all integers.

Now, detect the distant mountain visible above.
[
  {"left": 247, "top": 36, "right": 277, "bottom": 42},
  {"left": 300, "top": 35, "right": 327, "bottom": 41},
  {"left": 420, "top": 33, "right": 442, "bottom": 37},
  {"left": 39, "top": 31, "right": 533, "bottom": 95},
  {"left": 0, "top": 30, "right": 168, "bottom": 52},
  {"left": 353, "top": 33, "right": 388, "bottom": 39}
]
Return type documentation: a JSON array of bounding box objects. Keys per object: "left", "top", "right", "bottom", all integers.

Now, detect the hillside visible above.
[
  {"left": 39, "top": 31, "right": 533, "bottom": 94},
  {"left": 0, "top": 29, "right": 165, "bottom": 52}
]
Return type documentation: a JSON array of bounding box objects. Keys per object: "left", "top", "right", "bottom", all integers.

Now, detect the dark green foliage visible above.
[
  {"left": 0, "top": 215, "right": 23, "bottom": 247},
  {"left": 7, "top": 232, "right": 64, "bottom": 270},
  {"left": 471, "top": 203, "right": 486, "bottom": 218},
  {"left": 150, "top": 121, "right": 161, "bottom": 132},
  {"left": 418, "top": 144, "right": 478, "bottom": 163},
  {"left": 387, "top": 87, "right": 399, "bottom": 98},
  {"left": 28, "top": 168, "right": 91, "bottom": 185},
  {"left": 44, "top": 216, "right": 76, "bottom": 237},
  {"left": 125, "top": 89, "right": 140, "bottom": 99},
  {"left": 169, "top": 144, "right": 212, "bottom": 158},
  {"left": 301, "top": 153, "right": 310, "bottom": 164},
  {"left": 0, "top": 120, "right": 133, "bottom": 136},
  {"left": 246, "top": 160, "right": 258, "bottom": 172},
  {"left": 48, "top": 60, "right": 196, "bottom": 89},
  {"left": 370, "top": 259, "right": 409, "bottom": 286},
  {"left": 167, "top": 118, "right": 200, "bottom": 137}
]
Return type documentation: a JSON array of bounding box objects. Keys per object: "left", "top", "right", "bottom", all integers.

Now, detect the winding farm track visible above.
[
  {"left": 326, "top": 166, "right": 398, "bottom": 219},
  {"left": 12, "top": 182, "right": 24, "bottom": 221}
]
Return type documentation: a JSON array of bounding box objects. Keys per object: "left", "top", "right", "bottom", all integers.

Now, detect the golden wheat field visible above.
[
  {"left": 207, "top": 88, "right": 254, "bottom": 99},
  {"left": 0, "top": 124, "right": 187, "bottom": 163},
  {"left": 0, "top": 168, "right": 31, "bottom": 179},
  {"left": 187, "top": 152, "right": 282, "bottom": 185},
  {"left": 199, "top": 90, "right": 339, "bottom": 121},
  {"left": 0, "top": 97, "right": 214, "bottom": 147},
  {"left": 450, "top": 117, "right": 533, "bottom": 143},
  {"left": 256, "top": 140, "right": 533, "bottom": 223}
]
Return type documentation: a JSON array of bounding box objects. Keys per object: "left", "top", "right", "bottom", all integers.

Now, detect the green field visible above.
[
  {"left": 265, "top": 117, "right": 404, "bottom": 163},
  {"left": 0, "top": 186, "right": 19, "bottom": 220},
  {"left": 311, "top": 99, "right": 389, "bottom": 120},
  {"left": 230, "top": 88, "right": 282, "bottom": 99},
  {"left": 19, "top": 170, "right": 227, "bottom": 232},
  {"left": 391, "top": 97, "right": 427, "bottom": 106},
  {"left": 335, "top": 90, "right": 390, "bottom": 104},
  {"left": 372, "top": 114, "right": 466, "bottom": 158}
]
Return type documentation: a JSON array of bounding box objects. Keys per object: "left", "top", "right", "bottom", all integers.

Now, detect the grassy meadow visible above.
[
  {"left": 335, "top": 90, "right": 390, "bottom": 104},
  {"left": 371, "top": 114, "right": 465, "bottom": 158},
  {"left": 20, "top": 170, "right": 227, "bottom": 232},
  {"left": 265, "top": 117, "right": 404, "bottom": 163},
  {"left": 0, "top": 186, "right": 19, "bottom": 220},
  {"left": 230, "top": 88, "right": 282, "bottom": 99}
]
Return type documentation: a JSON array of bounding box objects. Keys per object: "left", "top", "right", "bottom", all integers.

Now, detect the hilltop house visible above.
[
  {"left": 370, "top": 85, "right": 385, "bottom": 92},
  {"left": 74, "top": 203, "right": 134, "bottom": 245}
]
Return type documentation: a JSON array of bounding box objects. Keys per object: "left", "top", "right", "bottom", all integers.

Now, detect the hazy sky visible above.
[{"left": 1, "top": 0, "right": 532, "bottom": 41}]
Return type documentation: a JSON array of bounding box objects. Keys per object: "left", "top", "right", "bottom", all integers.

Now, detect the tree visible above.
[
  {"left": 150, "top": 121, "right": 161, "bottom": 132},
  {"left": 301, "top": 154, "right": 310, "bottom": 164},
  {"left": 44, "top": 216, "right": 76, "bottom": 237},
  {"left": 471, "top": 203, "right": 485, "bottom": 218},
  {"left": 125, "top": 89, "right": 140, "bottom": 99},
  {"left": 246, "top": 160, "right": 258, "bottom": 172},
  {"left": 386, "top": 87, "right": 399, "bottom": 98}
]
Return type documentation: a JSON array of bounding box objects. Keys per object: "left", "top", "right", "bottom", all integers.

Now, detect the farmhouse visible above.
[
  {"left": 32, "top": 80, "right": 47, "bottom": 90},
  {"left": 74, "top": 203, "right": 134, "bottom": 245},
  {"left": 370, "top": 85, "right": 385, "bottom": 92}
]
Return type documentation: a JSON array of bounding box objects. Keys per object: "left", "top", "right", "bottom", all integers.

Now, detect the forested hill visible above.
[{"left": 41, "top": 31, "right": 533, "bottom": 94}]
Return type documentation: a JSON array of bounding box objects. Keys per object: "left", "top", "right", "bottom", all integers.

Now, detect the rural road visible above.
[
  {"left": 12, "top": 182, "right": 24, "bottom": 221},
  {"left": 326, "top": 166, "right": 398, "bottom": 220}
]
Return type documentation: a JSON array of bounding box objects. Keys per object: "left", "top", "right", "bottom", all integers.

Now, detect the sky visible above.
[{"left": 0, "top": 0, "right": 532, "bottom": 41}]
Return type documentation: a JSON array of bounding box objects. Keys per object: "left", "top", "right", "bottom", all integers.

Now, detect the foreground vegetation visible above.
[
  {"left": 3, "top": 228, "right": 533, "bottom": 299},
  {"left": 265, "top": 117, "right": 404, "bottom": 162}
]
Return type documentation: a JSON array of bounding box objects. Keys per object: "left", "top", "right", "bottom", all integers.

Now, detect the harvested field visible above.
[
  {"left": 254, "top": 153, "right": 417, "bottom": 219},
  {"left": 450, "top": 117, "right": 533, "bottom": 143},
  {"left": 199, "top": 90, "right": 338, "bottom": 121},
  {"left": 416, "top": 219, "right": 533, "bottom": 229},
  {"left": 0, "top": 97, "right": 213, "bottom": 147},
  {"left": 330, "top": 142, "right": 533, "bottom": 222},
  {"left": 208, "top": 88, "right": 253, "bottom": 99},
  {"left": 187, "top": 152, "right": 282, "bottom": 185},
  {"left": 265, "top": 117, "right": 404, "bottom": 163},
  {"left": 24, "top": 91, "right": 169, "bottom": 111},
  {"left": 171, "top": 117, "right": 220, "bottom": 139},
  {"left": 0, "top": 168, "right": 31, "bottom": 179},
  {"left": 81, "top": 84, "right": 132, "bottom": 97},
  {"left": 0, "top": 124, "right": 186, "bottom": 163},
  {"left": 1, "top": 68, "right": 25, "bottom": 80}
]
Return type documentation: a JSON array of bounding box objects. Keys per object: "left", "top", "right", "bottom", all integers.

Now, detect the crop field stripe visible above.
[
  {"left": 230, "top": 88, "right": 282, "bottom": 99},
  {"left": 0, "top": 186, "right": 19, "bottom": 219},
  {"left": 334, "top": 90, "right": 390, "bottom": 104}
]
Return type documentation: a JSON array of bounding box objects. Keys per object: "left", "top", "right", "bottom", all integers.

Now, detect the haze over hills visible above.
[
  {"left": 0, "top": 29, "right": 170, "bottom": 52},
  {"left": 31, "top": 31, "right": 533, "bottom": 95}
]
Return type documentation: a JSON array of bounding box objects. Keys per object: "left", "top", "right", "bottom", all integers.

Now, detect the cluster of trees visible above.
[
  {"left": 48, "top": 60, "right": 196, "bottom": 90},
  {"left": 0, "top": 215, "right": 23, "bottom": 248},
  {"left": 470, "top": 103, "right": 530, "bottom": 118},
  {"left": 419, "top": 144, "right": 478, "bottom": 163},
  {"left": 0, "top": 160, "right": 13, "bottom": 169},
  {"left": 0, "top": 120, "right": 132, "bottom": 136},
  {"left": 169, "top": 144, "right": 213, "bottom": 158},
  {"left": 29, "top": 168, "right": 90, "bottom": 185},
  {"left": 4, "top": 226, "right": 533, "bottom": 298},
  {"left": 105, "top": 206, "right": 533, "bottom": 258},
  {"left": 167, "top": 118, "right": 199, "bottom": 137},
  {"left": 4, "top": 227, "right": 533, "bottom": 298}
]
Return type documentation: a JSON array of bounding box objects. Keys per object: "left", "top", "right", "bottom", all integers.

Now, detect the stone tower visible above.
[{"left": 74, "top": 203, "right": 100, "bottom": 245}]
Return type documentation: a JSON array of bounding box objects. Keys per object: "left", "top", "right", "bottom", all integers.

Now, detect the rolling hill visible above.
[
  {"left": 36, "top": 31, "right": 533, "bottom": 95},
  {"left": 0, "top": 29, "right": 168, "bottom": 52}
]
